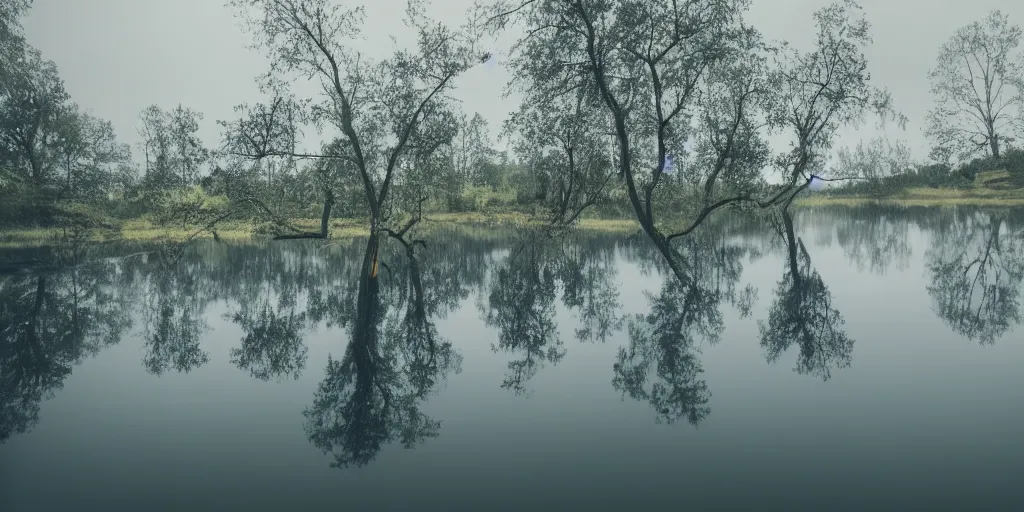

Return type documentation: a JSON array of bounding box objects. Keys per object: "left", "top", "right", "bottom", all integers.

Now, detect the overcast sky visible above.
[{"left": 21, "top": 0, "right": 1024, "bottom": 168}]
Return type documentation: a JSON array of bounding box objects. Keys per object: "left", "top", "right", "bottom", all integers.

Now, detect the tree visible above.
[
  {"left": 484, "top": 0, "right": 759, "bottom": 271},
  {"left": 137, "top": 104, "right": 208, "bottom": 191},
  {"left": 53, "top": 105, "right": 132, "bottom": 200},
  {"left": 0, "top": 45, "right": 69, "bottom": 189},
  {"left": 1, "top": 5, "right": 132, "bottom": 225},
  {"left": 504, "top": 77, "right": 616, "bottom": 224},
  {"left": 169, "top": 105, "right": 209, "bottom": 187},
  {"left": 449, "top": 112, "right": 492, "bottom": 187},
  {"left": 482, "top": 0, "right": 892, "bottom": 279},
  {"left": 137, "top": 105, "right": 173, "bottom": 189},
  {"left": 832, "top": 136, "right": 912, "bottom": 196},
  {"left": 764, "top": 0, "right": 901, "bottom": 207},
  {"left": 217, "top": 93, "right": 324, "bottom": 237},
  {"left": 926, "top": 10, "right": 1024, "bottom": 162},
  {"left": 227, "top": 0, "right": 482, "bottom": 238},
  {"left": 0, "top": 0, "right": 31, "bottom": 74}
]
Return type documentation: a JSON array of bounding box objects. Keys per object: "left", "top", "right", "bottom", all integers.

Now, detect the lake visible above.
[{"left": 2, "top": 206, "right": 1023, "bottom": 511}]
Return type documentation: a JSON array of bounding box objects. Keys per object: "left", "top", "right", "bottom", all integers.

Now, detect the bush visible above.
[
  {"left": 0, "top": 181, "right": 61, "bottom": 227},
  {"left": 953, "top": 149, "right": 1024, "bottom": 182},
  {"left": 152, "top": 186, "right": 232, "bottom": 228},
  {"left": 1002, "top": 147, "right": 1024, "bottom": 175}
]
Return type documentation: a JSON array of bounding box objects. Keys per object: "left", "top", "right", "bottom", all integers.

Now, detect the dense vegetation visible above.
[
  {"left": 828, "top": 147, "right": 1024, "bottom": 197},
  {"left": 2, "top": 0, "right": 1024, "bottom": 243}
]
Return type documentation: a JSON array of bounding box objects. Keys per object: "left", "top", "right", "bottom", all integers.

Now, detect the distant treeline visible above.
[{"left": 831, "top": 147, "right": 1024, "bottom": 196}]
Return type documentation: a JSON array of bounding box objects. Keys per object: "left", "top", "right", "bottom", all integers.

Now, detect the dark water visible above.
[{"left": 2, "top": 206, "right": 1023, "bottom": 511}]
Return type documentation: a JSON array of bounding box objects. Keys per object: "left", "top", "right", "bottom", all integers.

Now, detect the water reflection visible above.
[
  {"left": 758, "top": 209, "right": 853, "bottom": 381},
  {"left": 228, "top": 296, "right": 309, "bottom": 382},
  {"left": 0, "top": 248, "right": 131, "bottom": 442},
  {"left": 480, "top": 232, "right": 627, "bottom": 395},
  {"left": 303, "top": 234, "right": 464, "bottom": 467},
  {"left": 832, "top": 205, "right": 913, "bottom": 275},
  {"left": 2, "top": 207, "right": 1023, "bottom": 469},
  {"left": 614, "top": 228, "right": 756, "bottom": 425},
  {"left": 140, "top": 253, "right": 211, "bottom": 375},
  {"left": 926, "top": 210, "right": 1024, "bottom": 344},
  {"left": 481, "top": 237, "right": 565, "bottom": 396}
]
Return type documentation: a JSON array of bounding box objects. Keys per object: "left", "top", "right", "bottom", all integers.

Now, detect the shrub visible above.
[{"left": 1002, "top": 147, "right": 1024, "bottom": 175}]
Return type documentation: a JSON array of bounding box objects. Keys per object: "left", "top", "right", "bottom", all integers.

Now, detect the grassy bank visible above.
[
  {"left": 795, "top": 188, "right": 1024, "bottom": 207},
  {"left": 9, "top": 169, "right": 1024, "bottom": 248},
  {"left": 0, "top": 212, "right": 642, "bottom": 248},
  {"left": 796, "top": 169, "right": 1024, "bottom": 207}
]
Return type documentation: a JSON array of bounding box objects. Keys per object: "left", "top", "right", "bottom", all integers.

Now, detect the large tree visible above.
[
  {"left": 767, "top": 0, "right": 900, "bottom": 197},
  {"left": 53, "top": 105, "right": 132, "bottom": 199},
  {"left": 226, "top": 0, "right": 482, "bottom": 239},
  {"left": 482, "top": 0, "right": 892, "bottom": 278},
  {"left": 1, "top": 1, "right": 133, "bottom": 225},
  {"left": 137, "top": 104, "right": 208, "bottom": 190},
  {"left": 0, "top": 0, "right": 31, "bottom": 72},
  {"left": 0, "top": 46, "right": 69, "bottom": 189},
  {"left": 926, "top": 10, "right": 1024, "bottom": 162},
  {"left": 484, "top": 0, "right": 764, "bottom": 274},
  {"left": 503, "top": 81, "right": 615, "bottom": 224}
]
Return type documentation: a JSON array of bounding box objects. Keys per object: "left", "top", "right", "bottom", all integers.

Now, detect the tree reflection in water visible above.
[
  {"left": 613, "top": 226, "right": 756, "bottom": 425},
  {"left": 140, "top": 252, "right": 211, "bottom": 375},
  {"left": 303, "top": 234, "right": 463, "bottom": 468},
  {"left": 4, "top": 207, "right": 1022, "bottom": 454},
  {"left": 0, "top": 246, "right": 132, "bottom": 442},
  {"left": 480, "top": 230, "right": 626, "bottom": 396},
  {"left": 758, "top": 209, "right": 853, "bottom": 381},
  {"left": 926, "top": 210, "right": 1024, "bottom": 344}
]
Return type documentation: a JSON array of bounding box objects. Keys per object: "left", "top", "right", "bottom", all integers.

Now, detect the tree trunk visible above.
[
  {"left": 319, "top": 188, "right": 335, "bottom": 238},
  {"left": 991, "top": 134, "right": 1001, "bottom": 159},
  {"left": 782, "top": 209, "right": 802, "bottom": 292},
  {"left": 65, "top": 155, "right": 73, "bottom": 197},
  {"left": 27, "top": 148, "right": 43, "bottom": 188}
]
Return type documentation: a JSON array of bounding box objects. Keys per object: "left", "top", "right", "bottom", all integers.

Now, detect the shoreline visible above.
[
  {"left": 794, "top": 195, "right": 1024, "bottom": 207},
  {"left": 4, "top": 194, "right": 1023, "bottom": 248},
  {"left": 0, "top": 213, "right": 641, "bottom": 248},
  {"left": 794, "top": 184, "right": 1024, "bottom": 207}
]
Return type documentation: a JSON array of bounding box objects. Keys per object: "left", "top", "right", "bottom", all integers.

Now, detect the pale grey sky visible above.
[{"left": 22, "top": 0, "right": 1024, "bottom": 167}]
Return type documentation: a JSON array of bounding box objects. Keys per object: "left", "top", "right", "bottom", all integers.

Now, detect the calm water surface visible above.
[{"left": 2, "top": 206, "right": 1023, "bottom": 511}]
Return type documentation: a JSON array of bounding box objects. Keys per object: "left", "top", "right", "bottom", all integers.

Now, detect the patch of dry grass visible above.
[
  {"left": 797, "top": 173, "right": 1024, "bottom": 207},
  {"left": 0, "top": 212, "right": 644, "bottom": 248}
]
